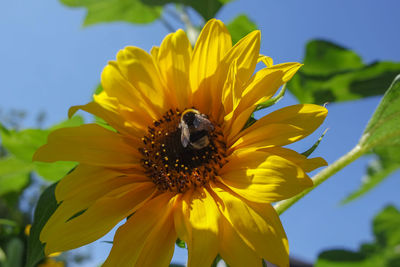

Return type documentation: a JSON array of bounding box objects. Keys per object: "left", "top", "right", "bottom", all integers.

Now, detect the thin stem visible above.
[{"left": 274, "top": 144, "right": 366, "bottom": 215}]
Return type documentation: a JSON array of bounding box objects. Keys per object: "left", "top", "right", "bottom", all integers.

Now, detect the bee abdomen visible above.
[{"left": 190, "top": 136, "right": 210, "bottom": 150}]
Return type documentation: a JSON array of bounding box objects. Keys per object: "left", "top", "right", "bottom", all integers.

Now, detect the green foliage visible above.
[
  {"left": 343, "top": 75, "right": 400, "bottom": 203},
  {"left": 342, "top": 148, "right": 400, "bottom": 204},
  {"left": 93, "top": 84, "right": 104, "bottom": 97},
  {"left": 175, "top": 238, "right": 186, "bottom": 248},
  {"left": 142, "top": 0, "right": 230, "bottom": 21},
  {"left": 0, "top": 157, "right": 32, "bottom": 196},
  {"left": 211, "top": 254, "right": 222, "bottom": 267},
  {"left": 59, "top": 0, "right": 236, "bottom": 26},
  {"left": 26, "top": 183, "right": 58, "bottom": 267},
  {"left": 287, "top": 40, "right": 400, "bottom": 104},
  {"left": 315, "top": 205, "right": 400, "bottom": 267},
  {"left": 0, "top": 116, "right": 83, "bottom": 196},
  {"left": 255, "top": 83, "right": 287, "bottom": 111},
  {"left": 226, "top": 14, "right": 257, "bottom": 44},
  {"left": 361, "top": 75, "right": 400, "bottom": 148},
  {"left": 243, "top": 84, "right": 286, "bottom": 131},
  {"left": 60, "top": 0, "right": 162, "bottom": 26},
  {"left": 1, "top": 129, "right": 47, "bottom": 162},
  {"left": 301, "top": 128, "right": 328, "bottom": 157},
  {"left": 374, "top": 206, "right": 400, "bottom": 248},
  {"left": 2, "top": 238, "right": 24, "bottom": 267}
]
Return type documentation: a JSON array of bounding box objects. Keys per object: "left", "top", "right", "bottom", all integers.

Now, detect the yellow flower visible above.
[
  {"left": 33, "top": 19, "right": 327, "bottom": 267},
  {"left": 38, "top": 259, "right": 64, "bottom": 267}
]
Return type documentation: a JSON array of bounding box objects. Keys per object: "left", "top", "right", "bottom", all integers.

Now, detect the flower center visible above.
[{"left": 139, "top": 108, "right": 227, "bottom": 193}]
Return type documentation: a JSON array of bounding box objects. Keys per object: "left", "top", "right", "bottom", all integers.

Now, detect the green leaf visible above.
[
  {"left": 226, "top": 14, "right": 257, "bottom": 44},
  {"left": 316, "top": 205, "right": 400, "bottom": 267},
  {"left": 34, "top": 161, "right": 77, "bottom": 182},
  {"left": 287, "top": 40, "right": 400, "bottom": 104},
  {"left": 211, "top": 254, "right": 222, "bottom": 267},
  {"left": 301, "top": 128, "right": 328, "bottom": 157},
  {"left": 361, "top": 75, "right": 400, "bottom": 148},
  {"left": 175, "top": 238, "right": 186, "bottom": 248},
  {"left": 60, "top": 0, "right": 162, "bottom": 26},
  {"left": 0, "top": 157, "right": 32, "bottom": 196},
  {"left": 93, "top": 83, "right": 104, "bottom": 97},
  {"left": 301, "top": 40, "right": 363, "bottom": 75},
  {"left": 343, "top": 75, "right": 400, "bottom": 203},
  {"left": 316, "top": 249, "right": 379, "bottom": 267},
  {"left": 4, "top": 238, "right": 24, "bottom": 267},
  {"left": 245, "top": 112, "right": 257, "bottom": 127},
  {"left": 341, "top": 147, "right": 400, "bottom": 204},
  {"left": 0, "top": 247, "right": 5, "bottom": 265},
  {"left": 0, "top": 219, "right": 18, "bottom": 227},
  {"left": 50, "top": 115, "right": 84, "bottom": 130},
  {"left": 26, "top": 183, "right": 58, "bottom": 267},
  {"left": 0, "top": 129, "right": 47, "bottom": 162},
  {"left": 373, "top": 205, "right": 400, "bottom": 248},
  {"left": 142, "top": 0, "right": 228, "bottom": 21},
  {"left": 243, "top": 84, "right": 287, "bottom": 132},
  {"left": 255, "top": 83, "right": 287, "bottom": 111},
  {"left": 0, "top": 117, "right": 82, "bottom": 182}
]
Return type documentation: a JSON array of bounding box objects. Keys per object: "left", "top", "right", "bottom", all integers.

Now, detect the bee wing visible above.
[
  {"left": 193, "top": 114, "right": 214, "bottom": 131},
  {"left": 180, "top": 123, "right": 190, "bottom": 147}
]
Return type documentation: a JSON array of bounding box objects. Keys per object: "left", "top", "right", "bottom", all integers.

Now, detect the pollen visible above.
[{"left": 139, "top": 108, "right": 227, "bottom": 193}]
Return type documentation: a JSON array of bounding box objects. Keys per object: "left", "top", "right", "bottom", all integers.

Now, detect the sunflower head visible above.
[
  {"left": 34, "top": 19, "right": 327, "bottom": 267},
  {"left": 139, "top": 107, "right": 227, "bottom": 193}
]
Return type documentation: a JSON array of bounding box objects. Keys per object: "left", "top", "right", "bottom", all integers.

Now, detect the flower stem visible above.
[{"left": 274, "top": 144, "right": 366, "bottom": 215}]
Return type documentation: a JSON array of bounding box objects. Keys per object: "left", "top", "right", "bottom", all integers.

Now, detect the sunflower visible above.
[
  {"left": 38, "top": 259, "right": 64, "bottom": 267},
  {"left": 33, "top": 19, "right": 327, "bottom": 267}
]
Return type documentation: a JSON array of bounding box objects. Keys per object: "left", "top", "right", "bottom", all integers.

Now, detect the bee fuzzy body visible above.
[{"left": 179, "top": 109, "right": 214, "bottom": 150}]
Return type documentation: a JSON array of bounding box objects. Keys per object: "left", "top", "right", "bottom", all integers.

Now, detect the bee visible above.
[{"left": 179, "top": 109, "right": 214, "bottom": 150}]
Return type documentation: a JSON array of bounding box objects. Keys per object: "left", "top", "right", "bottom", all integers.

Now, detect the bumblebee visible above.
[{"left": 179, "top": 109, "right": 214, "bottom": 150}]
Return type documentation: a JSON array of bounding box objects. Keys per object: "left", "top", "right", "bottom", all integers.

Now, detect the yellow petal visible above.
[
  {"left": 258, "top": 54, "right": 273, "bottom": 67},
  {"left": 219, "top": 216, "right": 262, "bottom": 267},
  {"left": 174, "top": 188, "right": 220, "bottom": 267},
  {"left": 231, "top": 104, "right": 327, "bottom": 150},
  {"left": 150, "top": 46, "right": 160, "bottom": 62},
  {"left": 225, "top": 63, "right": 302, "bottom": 143},
  {"left": 68, "top": 99, "right": 149, "bottom": 139},
  {"left": 101, "top": 62, "right": 161, "bottom": 119},
  {"left": 213, "top": 30, "right": 260, "bottom": 120},
  {"left": 219, "top": 30, "right": 260, "bottom": 87},
  {"left": 41, "top": 182, "right": 156, "bottom": 254},
  {"left": 33, "top": 124, "right": 141, "bottom": 167},
  {"left": 212, "top": 184, "right": 289, "bottom": 267},
  {"left": 103, "top": 192, "right": 176, "bottom": 267},
  {"left": 191, "top": 19, "right": 232, "bottom": 115},
  {"left": 38, "top": 258, "right": 64, "bottom": 267},
  {"left": 92, "top": 91, "right": 154, "bottom": 131},
  {"left": 219, "top": 149, "right": 312, "bottom": 203},
  {"left": 242, "top": 62, "right": 302, "bottom": 109},
  {"left": 158, "top": 29, "right": 192, "bottom": 110},
  {"left": 221, "top": 59, "right": 241, "bottom": 117},
  {"left": 46, "top": 176, "right": 144, "bottom": 245},
  {"left": 258, "top": 146, "right": 327, "bottom": 172},
  {"left": 55, "top": 164, "right": 148, "bottom": 203},
  {"left": 116, "top": 46, "right": 171, "bottom": 113}
]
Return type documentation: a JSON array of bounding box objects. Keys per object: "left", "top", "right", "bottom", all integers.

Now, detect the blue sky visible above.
[{"left": 1, "top": 0, "right": 400, "bottom": 265}]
